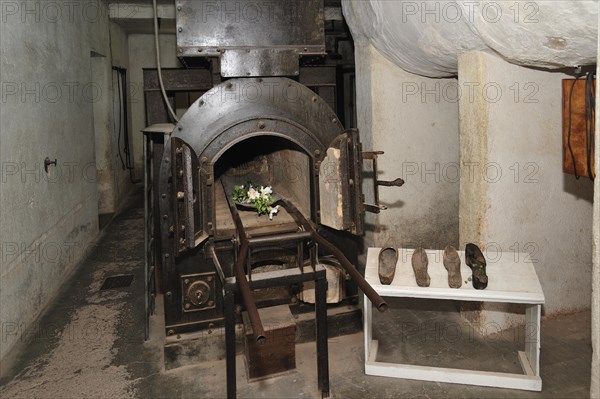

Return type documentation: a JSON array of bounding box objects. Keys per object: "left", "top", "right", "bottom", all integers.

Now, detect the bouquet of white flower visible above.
[{"left": 232, "top": 181, "right": 279, "bottom": 219}]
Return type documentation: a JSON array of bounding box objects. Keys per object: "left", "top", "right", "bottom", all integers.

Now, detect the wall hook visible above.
[{"left": 44, "top": 157, "right": 57, "bottom": 173}]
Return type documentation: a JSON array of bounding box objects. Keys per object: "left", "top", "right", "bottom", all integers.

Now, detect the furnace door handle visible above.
[
  {"left": 377, "top": 178, "right": 405, "bottom": 187},
  {"left": 362, "top": 151, "right": 404, "bottom": 214}
]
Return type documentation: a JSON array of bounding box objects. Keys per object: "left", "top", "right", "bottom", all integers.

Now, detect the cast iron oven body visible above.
[{"left": 158, "top": 77, "right": 369, "bottom": 335}]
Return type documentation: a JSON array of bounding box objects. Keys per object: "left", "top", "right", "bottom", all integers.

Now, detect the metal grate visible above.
[{"left": 100, "top": 275, "right": 134, "bottom": 291}]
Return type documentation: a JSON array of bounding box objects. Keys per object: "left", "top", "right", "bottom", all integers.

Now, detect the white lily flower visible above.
[
  {"left": 248, "top": 188, "right": 259, "bottom": 201},
  {"left": 269, "top": 205, "right": 280, "bottom": 220},
  {"left": 261, "top": 186, "right": 273, "bottom": 195}
]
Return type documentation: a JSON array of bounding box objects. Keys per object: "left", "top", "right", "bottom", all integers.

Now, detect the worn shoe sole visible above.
[
  {"left": 411, "top": 248, "right": 430, "bottom": 287},
  {"left": 378, "top": 247, "right": 398, "bottom": 285},
  {"left": 443, "top": 245, "right": 462, "bottom": 289}
]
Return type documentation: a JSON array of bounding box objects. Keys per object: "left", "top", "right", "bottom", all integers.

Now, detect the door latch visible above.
[{"left": 362, "top": 151, "right": 404, "bottom": 213}]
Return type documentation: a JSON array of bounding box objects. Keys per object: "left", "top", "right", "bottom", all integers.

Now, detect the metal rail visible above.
[
  {"left": 276, "top": 197, "right": 388, "bottom": 312},
  {"left": 247, "top": 231, "right": 312, "bottom": 246},
  {"left": 227, "top": 199, "right": 267, "bottom": 345},
  {"left": 221, "top": 176, "right": 387, "bottom": 347}
]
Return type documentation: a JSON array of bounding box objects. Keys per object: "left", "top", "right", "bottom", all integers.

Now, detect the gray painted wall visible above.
[
  {"left": 355, "top": 43, "right": 460, "bottom": 250},
  {"left": 0, "top": 0, "right": 130, "bottom": 361}
]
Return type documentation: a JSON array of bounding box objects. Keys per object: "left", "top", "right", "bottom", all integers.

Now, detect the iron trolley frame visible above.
[{"left": 224, "top": 265, "right": 330, "bottom": 398}]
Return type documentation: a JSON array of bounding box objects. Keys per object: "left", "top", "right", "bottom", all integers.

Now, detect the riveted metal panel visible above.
[
  {"left": 176, "top": 0, "right": 325, "bottom": 57},
  {"left": 221, "top": 48, "right": 299, "bottom": 77}
]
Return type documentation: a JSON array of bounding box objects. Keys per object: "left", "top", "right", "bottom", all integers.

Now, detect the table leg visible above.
[
  {"left": 363, "top": 293, "right": 373, "bottom": 362},
  {"left": 525, "top": 304, "right": 541, "bottom": 376}
]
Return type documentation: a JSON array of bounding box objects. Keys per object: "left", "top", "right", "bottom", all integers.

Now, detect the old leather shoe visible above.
[
  {"left": 443, "top": 245, "right": 462, "bottom": 288},
  {"left": 465, "top": 243, "right": 488, "bottom": 290},
  {"left": 378, "top": 247, "right": 398, "bottom": 285},
  {"left": 411, "top": 248, "right": 430, "bottom": 287}
]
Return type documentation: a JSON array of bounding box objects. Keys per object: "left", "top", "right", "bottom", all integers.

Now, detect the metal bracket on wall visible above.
[{"left": 44, "top": 157, "right": 57, "bottom": 173}]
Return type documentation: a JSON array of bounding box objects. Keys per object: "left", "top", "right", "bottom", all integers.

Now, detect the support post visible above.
[
  {"left": 224, "top": 290, "right": 236, "bottom": 399},
  {"left": 315, "top": 274, "right": 330, "bottom": 397}
]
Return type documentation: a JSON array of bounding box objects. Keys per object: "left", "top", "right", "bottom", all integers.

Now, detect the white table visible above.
[{"left": 363, "top": 248, "right": 545, "bottom": 391}]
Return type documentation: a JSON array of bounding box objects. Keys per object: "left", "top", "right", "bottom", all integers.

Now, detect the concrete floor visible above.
[{"left": 0, "top": 189, "right": 592, "bottom": 398}]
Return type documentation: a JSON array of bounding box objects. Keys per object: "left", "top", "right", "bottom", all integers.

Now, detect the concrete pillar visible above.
[
  {"left": 353, "top": 40, "right": 376, "bottom": 247},
  {"left": 90, "top": 22, "right": 132, "bottom": 215},
  {"left": 91, "top": 54, "right": 117, "bottom": 214},
  {"left": 354, "top": 43, "right": 459, "bottom": 250},
  {"left": 458, "top": 51, "right": 594, "bottom": 331}
]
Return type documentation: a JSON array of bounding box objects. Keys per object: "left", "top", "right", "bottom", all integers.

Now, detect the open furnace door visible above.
[
  {"left": 160, "top": 137, "right": 209, "bottom": 261},
  {"left": 319, "top": 129, "right": 364, "bottom": 235}
]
